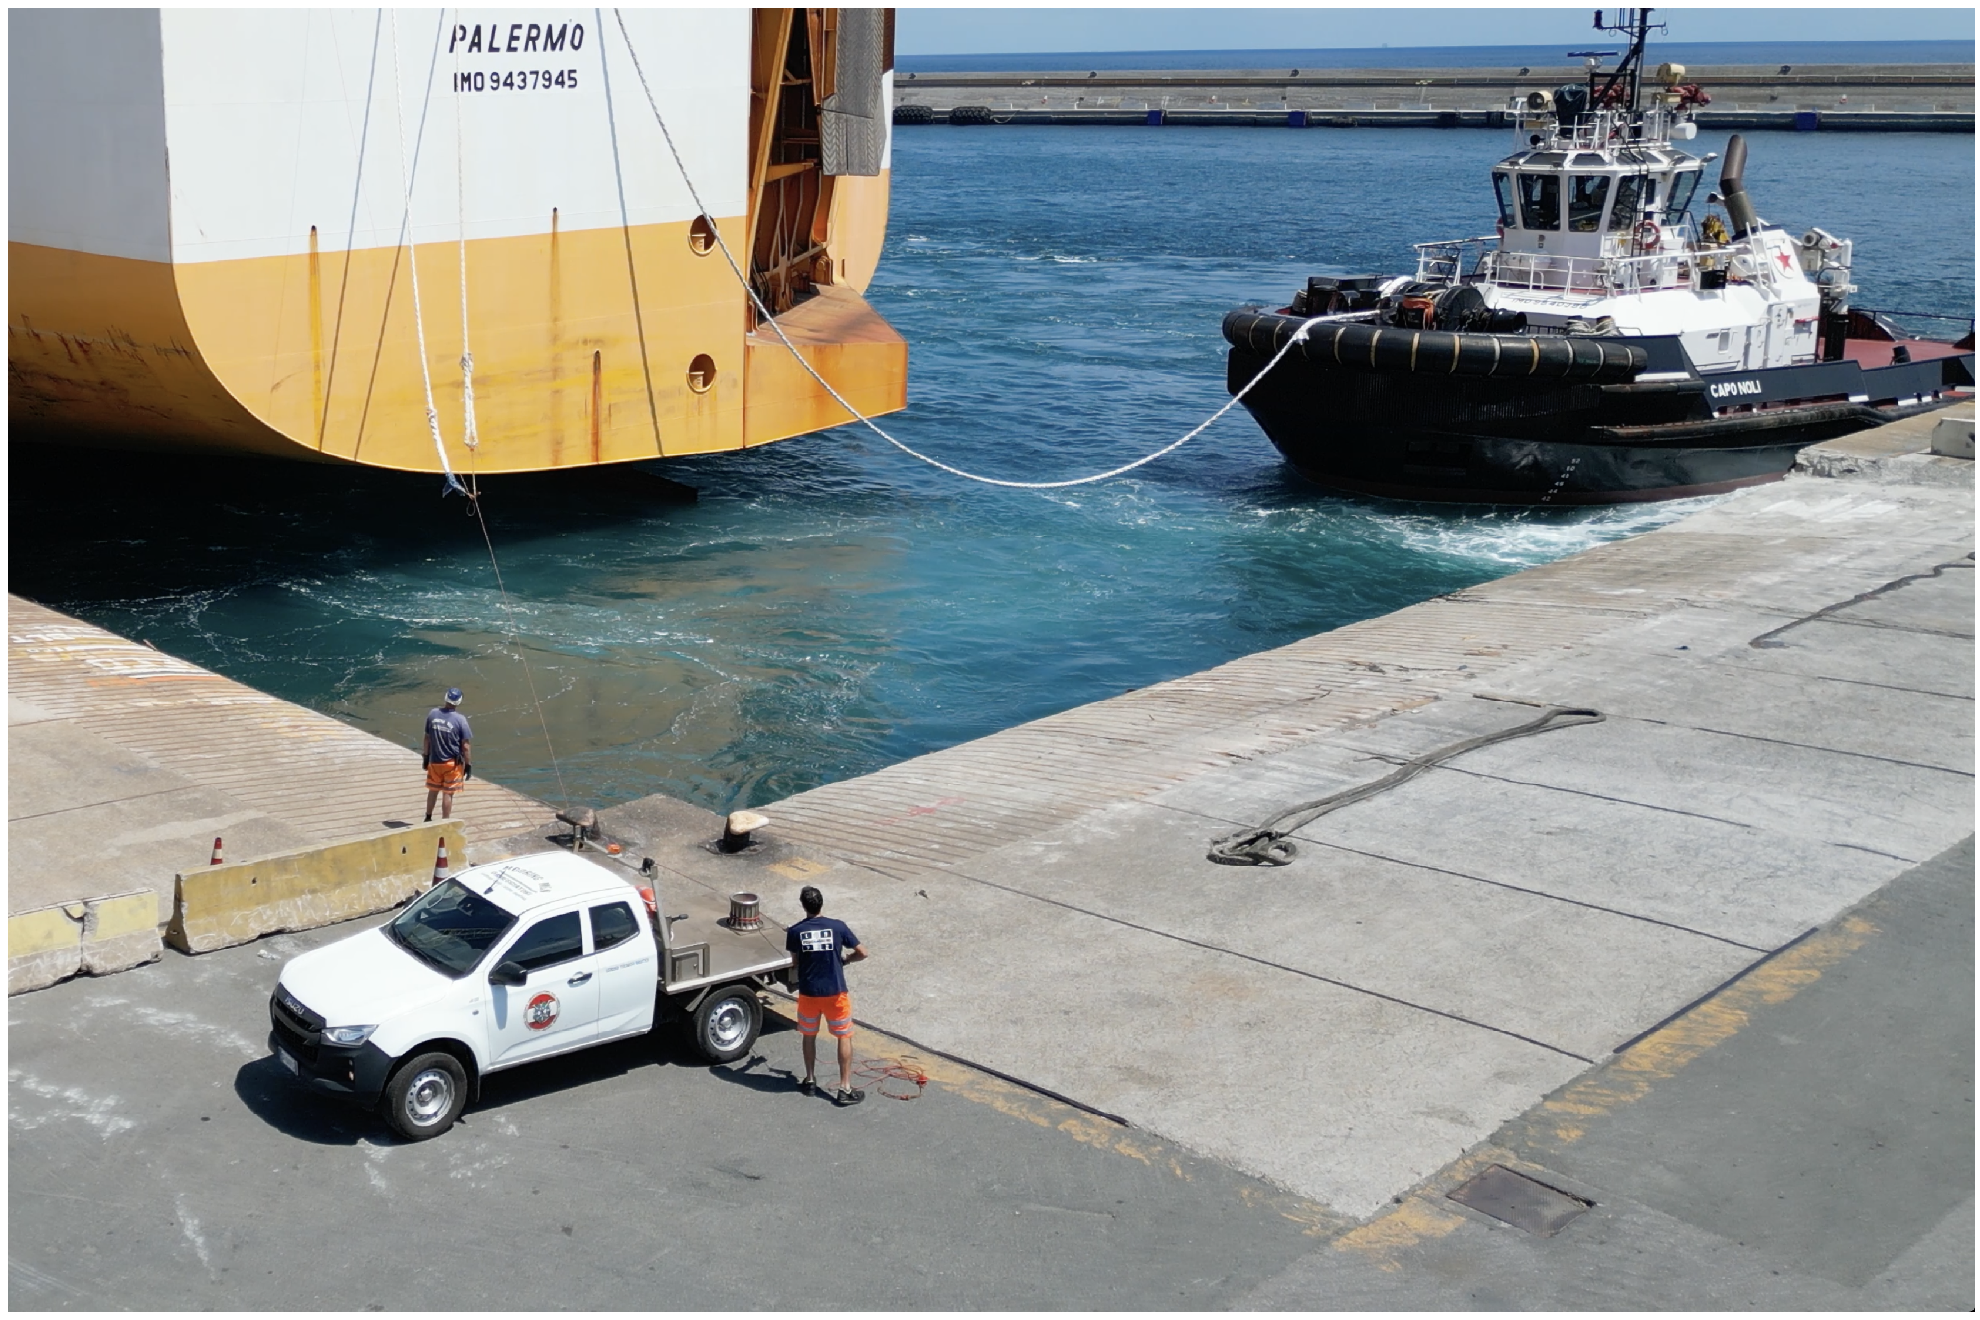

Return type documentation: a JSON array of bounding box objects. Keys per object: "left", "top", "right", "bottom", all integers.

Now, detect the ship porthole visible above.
[
  {"left": 688, "top": 215, "right": 716, "bottom": 256},
  {"left": 686, "top": 353, "right": 717, "bottom": 393}
]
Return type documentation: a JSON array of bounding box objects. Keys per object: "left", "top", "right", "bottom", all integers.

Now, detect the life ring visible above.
[{"left": 1635, "top": 219, "right": 1663, "bottom": 251}]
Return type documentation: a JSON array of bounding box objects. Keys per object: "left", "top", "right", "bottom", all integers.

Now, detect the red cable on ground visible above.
[{"left": 854, "top": 1056, "right": 929, "bottom": 1101}]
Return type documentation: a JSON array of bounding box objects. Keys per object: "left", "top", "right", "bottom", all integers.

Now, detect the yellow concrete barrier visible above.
[
  {"left": 9, "top": 889, "right": 161, "bottom": 995},
  {"left": 85, "top": 890, "right": 164, "bottom": 975},
  {"left": 167, "top": 822, "right": 453, "bottom": 955}
]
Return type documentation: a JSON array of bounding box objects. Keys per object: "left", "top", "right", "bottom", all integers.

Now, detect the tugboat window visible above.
[
  {"left": 1493, "top": 173, "right": 1516, "bottom": 228},
  {"left": 1567, "top": 176, "right": 1611, "bottom": 232},
  {"left": 1606, "top": 175, "right": 1646, "bottom": 230},
  {"left": 1517, "top": 173, "right": 1560, "bottom": 231},
  {"left": 1663, "top": 169, "right": 1702, "bottom": 223}
]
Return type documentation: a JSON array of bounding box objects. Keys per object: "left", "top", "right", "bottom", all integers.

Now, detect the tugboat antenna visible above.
[{"left": 1586, "top": 8, "right": 1666, "bottom": 116}]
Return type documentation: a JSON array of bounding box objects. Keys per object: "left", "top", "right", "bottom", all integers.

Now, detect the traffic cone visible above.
[
  {"left": 432, "top": 837, "right": 450, "bottom": 887},
  {"left": 210, "top": 837, "right": 224, "bottom": 866}
]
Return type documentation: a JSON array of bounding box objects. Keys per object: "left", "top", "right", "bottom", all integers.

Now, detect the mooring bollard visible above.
[{"left": 720, "top": 810, "right": 768, "bottom": 853}]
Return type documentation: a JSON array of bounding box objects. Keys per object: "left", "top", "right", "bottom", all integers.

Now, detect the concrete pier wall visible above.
[{"left": 894, "top": 63, "right": 1975, "bottom": 131}]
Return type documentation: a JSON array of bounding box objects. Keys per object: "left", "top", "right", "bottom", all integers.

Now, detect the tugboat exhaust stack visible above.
[{"left": 1717, "top": 135, "right": 1763, "bottom": 240}]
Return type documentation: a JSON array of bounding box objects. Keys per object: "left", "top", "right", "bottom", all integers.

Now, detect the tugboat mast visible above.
[{"left": 1580, "top": 8, "right": 1665, "bottom": 126}]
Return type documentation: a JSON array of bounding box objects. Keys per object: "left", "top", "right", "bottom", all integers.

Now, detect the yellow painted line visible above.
[
  {"left": 1332, "top": 1197, "right": 1467, "bottom": 1271},
  {"left": 1541, "top": 916, "right": 1878, "bottom": 1141}
]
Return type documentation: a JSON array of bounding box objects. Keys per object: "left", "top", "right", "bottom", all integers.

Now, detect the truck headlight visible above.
[{"left": 321, "top": 1024, "right": 377, "bottom": 1046}]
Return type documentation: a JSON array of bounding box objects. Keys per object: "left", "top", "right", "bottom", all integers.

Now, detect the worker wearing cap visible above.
[{"left": 422, "top": 688, "right": 473, "bottom": 822}]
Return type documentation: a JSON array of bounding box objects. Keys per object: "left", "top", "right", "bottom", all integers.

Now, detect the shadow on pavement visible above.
[
  {"left": 233, "top": 1057, "right": 370, "bottom": 1146},
  {"left": 236, "top": 1010, "right": 810, "bottom": 1140}
]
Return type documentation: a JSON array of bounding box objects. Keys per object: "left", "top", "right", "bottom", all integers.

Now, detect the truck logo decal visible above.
[{"left": 524, "top": 992, "right": 560, "bottom": 1031}]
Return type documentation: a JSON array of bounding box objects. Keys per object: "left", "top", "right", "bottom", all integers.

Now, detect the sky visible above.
[{"left": 895, "top": 7, "right": 1977, "bottom": 55}]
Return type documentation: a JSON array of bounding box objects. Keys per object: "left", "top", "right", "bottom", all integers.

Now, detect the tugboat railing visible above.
[
  {"left": 1412, "top": 236, "right": 1501, "bottom": 283},
  {"left": 1418, "top": 225, "right": 1731, "bottom": 297}
]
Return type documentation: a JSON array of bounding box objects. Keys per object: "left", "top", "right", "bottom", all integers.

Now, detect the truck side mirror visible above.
[{"left": 488, "top": 961, "right": 527, "bottom": 987}]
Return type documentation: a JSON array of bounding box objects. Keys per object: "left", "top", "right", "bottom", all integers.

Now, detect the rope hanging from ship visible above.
[
  {"left": 608, "top": 8, "right": 1317, "bottom": 492},
  {"left": 386, "top": 8, "right": 573, "bottom": 812}
]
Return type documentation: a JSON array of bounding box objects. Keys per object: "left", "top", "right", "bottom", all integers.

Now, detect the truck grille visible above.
[{"left": 270, "top": 985, "right": 323, "bottom": 1063}]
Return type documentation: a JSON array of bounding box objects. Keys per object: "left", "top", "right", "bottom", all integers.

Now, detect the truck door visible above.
[
  {"left": 485, "top": 910, "right": 603, "bottom": 1066},
  {"left": 587, "top": 899, "right": 658, "bottom": 1040}
]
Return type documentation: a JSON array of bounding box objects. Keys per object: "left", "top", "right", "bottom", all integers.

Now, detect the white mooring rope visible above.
[
  {"left": 609, "top": 9, "right": 1323, "bottom": 491},
  {"left": 390, "top": 9, "right": 569, "bottom": 809},
  {"left": 452, "top": 16, "right": 479, "bottom": 456},
  {"left": 389, "top": 9, "right": 466, "bottom": 492}
]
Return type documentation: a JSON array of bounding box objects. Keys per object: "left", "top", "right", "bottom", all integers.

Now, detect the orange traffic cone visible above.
[
  {"left": 210, "top": 837, "right": 224, "bottom": 866},
  {"left": 432, "top": 837, "right": 449, "bottom": 888}
]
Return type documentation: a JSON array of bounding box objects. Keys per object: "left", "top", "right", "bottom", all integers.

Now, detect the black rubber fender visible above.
[{"left": 1223, "top": 309, "right": 1646, "bottom": 383}]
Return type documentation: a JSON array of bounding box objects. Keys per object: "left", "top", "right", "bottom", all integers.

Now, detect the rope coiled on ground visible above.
[{"left": 1207, "top": 705, "right": 1604, "bottom": 866}]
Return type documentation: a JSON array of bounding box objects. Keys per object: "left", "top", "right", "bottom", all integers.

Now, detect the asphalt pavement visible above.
[
  {"left": 10, "top": 836, "right": 1970, "bottom": 1309},
  {"left": 6, "top": 911, "right": 1331, "bottom": 1311}
]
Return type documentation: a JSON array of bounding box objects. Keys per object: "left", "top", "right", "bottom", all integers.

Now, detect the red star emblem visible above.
[{"left": 1776, "top": 251, "right": 1793, "bottom": 269}]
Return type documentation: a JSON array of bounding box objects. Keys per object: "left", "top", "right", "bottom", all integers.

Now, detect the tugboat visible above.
[{"left": 1223, "top": 9, "right": 1974, "bottom": 504}]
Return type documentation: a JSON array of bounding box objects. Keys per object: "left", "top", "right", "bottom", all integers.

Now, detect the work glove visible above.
[
  {"left": 464, "top": 762, "right": 473, "bottom": 781},
  {"left": 422, "top": 756, "right": 430, "bottom": 769}
]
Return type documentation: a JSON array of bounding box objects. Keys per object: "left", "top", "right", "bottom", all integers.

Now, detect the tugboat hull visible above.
[{"left": 1225, "top": 311, "right": 1974, "bottom": 505}]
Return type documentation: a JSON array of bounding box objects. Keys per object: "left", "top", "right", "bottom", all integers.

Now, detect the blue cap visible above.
[{"left": 444, "top": 688, "right": 463, "bottom": 705}]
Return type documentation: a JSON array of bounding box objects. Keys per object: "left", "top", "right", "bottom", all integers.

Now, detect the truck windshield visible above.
[{"left": 387, "top": 880, "right": 518, "bottom": 978}]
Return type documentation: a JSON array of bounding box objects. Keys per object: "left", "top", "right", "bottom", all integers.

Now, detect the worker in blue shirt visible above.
[
  {"left": 422, "top": 688, "right": 473, "bottom": 822},
  {"left": 785, "top": 885, "right": 869, "bottom": 1105}
]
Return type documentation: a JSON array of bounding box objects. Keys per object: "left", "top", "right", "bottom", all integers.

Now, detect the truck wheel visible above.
[
  {"left": 382, "top": 1051, "right": 468, "bottom": 1141},
  {"left": 691, "top": 985, "right": 761, "bottom": 1064}
]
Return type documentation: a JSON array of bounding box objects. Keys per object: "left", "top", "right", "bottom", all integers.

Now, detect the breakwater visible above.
[{"left": 894, "top": 62, "right": 1975, "bottom": 131}]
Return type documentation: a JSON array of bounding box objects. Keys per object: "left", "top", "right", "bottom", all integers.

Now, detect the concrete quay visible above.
[
  {"left": 746, "top": 417, "right": 1974, "bottom": 1220},
  {"left": 3, "top": 413, "right": 1970, "bottom": 1306},
  {"left": 895, "top": 62, "right": 1974, "bottom": 131},
  {"left": 6, "top": 599, "right": 553, "bottom": 990}
]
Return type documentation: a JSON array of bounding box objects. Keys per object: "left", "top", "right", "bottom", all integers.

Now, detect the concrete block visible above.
[
  {"left": 8, "top": 904, "right": 83, "bottom": 995},
  {"left": 1931, "top": 415, "right": 1974, "bottom": 459},
  {"left": 167, "top": 821, "right": 451, "bottom": 954},
  {"left": 82, "top": 890, "right": 162, "bottom": 976},
  {"left": 9, "top": 889, "right": 164, "bottom": 993}
]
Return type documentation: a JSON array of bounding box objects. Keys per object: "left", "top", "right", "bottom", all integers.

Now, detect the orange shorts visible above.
[
  {"left": 425, "top": 759, "right": 465, "bottom": 793},
  {"left": 796, "top": 992, "right": 853, "bottom": 1038}
]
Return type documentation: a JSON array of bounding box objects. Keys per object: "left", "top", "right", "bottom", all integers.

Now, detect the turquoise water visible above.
[{"left": 12, "top": 128, "right": 1972, "bottom": 812}]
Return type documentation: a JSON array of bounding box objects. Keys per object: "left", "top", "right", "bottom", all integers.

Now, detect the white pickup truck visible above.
[{"left": 268, "top": 849, "right": 792, "bottom": 1140}]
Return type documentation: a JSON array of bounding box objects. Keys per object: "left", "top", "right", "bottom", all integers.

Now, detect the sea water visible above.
[{"left": 12, "top": 127, "right": 1972, "bottom": 812}]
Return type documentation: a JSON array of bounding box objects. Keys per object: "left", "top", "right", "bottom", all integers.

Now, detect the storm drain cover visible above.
[{"left": 1446, "top": 1165, "right": 1591, "bottom": 1237}]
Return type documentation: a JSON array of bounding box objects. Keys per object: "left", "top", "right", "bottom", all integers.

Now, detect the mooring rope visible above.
[
  {"left": 609, "top": 9, "right": 1323, "bottom": 491},
  {"left": 452, "top": 18, "right": 479, "bottom": 458},
  {"left": 1206, "top": 706, "right": 1605, "bottom": 866},
  {"left": 387, "top": 8, "right": 570, "bottom": 810},
  {"left": 388, "top": 10, "right": 466, "bottom": 494}
]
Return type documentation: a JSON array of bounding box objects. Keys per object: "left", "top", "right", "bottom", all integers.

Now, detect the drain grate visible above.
[{"left": 1446, "top": 1165, "right": 1592, "bottom": 1237}]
